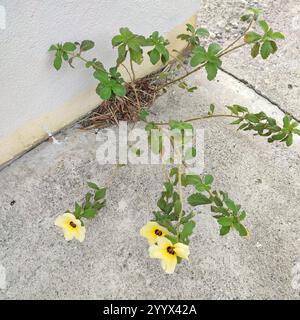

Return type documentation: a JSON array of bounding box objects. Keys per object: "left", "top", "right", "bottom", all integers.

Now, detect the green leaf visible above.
[
  {"left": 271, "top": 32, "right": 285, "bottom": 40},
  {"left": 80, "top": 40, "right": 95, "bottom": 52},
  {"left": 174, "top": 199, "right": 182, "bottom": 216},
  {"left": 63, "top": 42, "right": 77, "bottom": 52},
  {"left": 245, "top": 114, "right": 260, "bottom": 123},
  {"left": 218, "top": 216, "right": 233, "bottom": 227},
  {"left": 286, "top": 133, "right": 293, "bottom": 147},
  {"left": 270, "top": 41, "right": 278, "bottom": 54},
  {"left": 49, "top": 44, "right": 57, "bottom": 51},
  {"left": 196, "top": 27, "right": 209, "bottom": 37},
  {"left": 180, "top": 220, "right": 196, "bottom": 240},
  {"left": 188, "top": 193, "right": 212, "bottom": 206},
  {"left": 112, "top": 83, "right": 126, "bottom": 97},
  {"left": 54, "top": 54, "right": 62, "bottom": 71},
  {"left": 94, "top": 70, "right": 109, "bottom": 82},
  {"left": 204, "top": 175, "right": 214, "bottom": 185},
  {"left": 244, "top": 32, "right": 261, "bottom": 43},
  {"left": 190, "top": 46, "right": 207, "bottom": 67},
  {"left": 157, "top": 197, "right": 167, "bottom": 212},
  {"left": 169, "top": 120, "right": 193, "bottom": 131},
  {"left": 87, "top": 182, "right": 99, "bottom": 190},
  {"left": 128, "top": 38, "right": 141, "bottom": 51},
  {"left": 117, "top": 44, "right": 127, "bottom": 64},
  {"left": 74, "top": 202, "right": 81, "bottom": 218},
  {"left": 186, "top": 23, "right": 195, "bottom": 33},
  {"left": 220, "top": 225, "right": 231, "bottom": 236},
  {"left": 293, "top": 129, "right": 300, "bottom": 136},
  {"left": 139, "top": 110, "right": 149, "bottom": 122},
  {"left": 260, "top": 40, "right": 273, "bottom": 59},
  {"left": 82, "top": 207, "right": 97, "bottom": 219},
  {"left": 130, "top": 48, "right": 143, "bottom": 64},
  {"left": 233, "top": 223, "right": 248, "bottom": 236},
  {"left": 95, "top": 188, "right": 106, "bottom": 201},
  {"left": 225, "top": 199, "right": 238, "bottom": 214},
  {"left": 251, "top": 42, "right": 260, "bottom": 58},
  {"left": 272, "top": 132, "right": 286, "bottom": 141},
  {"left": 241, "top": 14, "right": 251, "bottom": 22},
  {"left": 259, "top": 20, "right": 269, "bottom": 33},
  {"left": 208, "top": 43, "right": 222, "bottom": 55},
  {"left": 205, "top": 62, "right": 218, "bottom": 81},
  {"left": 97, "top": 85, "right": 112, "bottom": 100},
  {"left": 283, "top": 115, "right": 291, "bottom": 128},
  {"left": 239, "top": 211, "right": 247, "bottom": 221},
  {"left": 164, "top": 182, "right": 173, "bottom": 198},
  {"left": 112, "top": 35, "right": 123, "bottom": 47},
  {"left": 148, "top": 48, "right": 160, "bottom": 65}
]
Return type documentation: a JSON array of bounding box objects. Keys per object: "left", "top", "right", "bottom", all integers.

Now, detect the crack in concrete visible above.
[{"left": 220, "top": 67, "right": 300, "bottom": 123}]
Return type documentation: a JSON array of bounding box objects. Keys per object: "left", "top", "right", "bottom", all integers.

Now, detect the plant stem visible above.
[
  {"left": 176, "top": 164, "right": 184, "bottom": 238},
  {"left": 156, "top": 19, "right": 254, "bottom": 92},
  {"left": 129, "top": 57, "right": 136, "bottom": 82},
  {"left": 128, "top": 58, "right": 141, "bottom": 109},
  {"left": 219, "top": 18, "right": 254, "bottom": 55},
  {"left": 154, "top": 114, "right": 241, "bottom": 126}
]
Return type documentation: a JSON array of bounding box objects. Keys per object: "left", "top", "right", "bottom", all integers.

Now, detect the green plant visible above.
[
  {"left": 51, "top": 7, "right": 299, "bottom": 273},
  {"left": 55, "top": 182, "right": 106, "bottom": 242}
]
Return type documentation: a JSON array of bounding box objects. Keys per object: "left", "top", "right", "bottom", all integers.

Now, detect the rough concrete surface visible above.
[
  {"left": 198, "top": 0, "right": 300, "bottom": 119},
  {"left": 0, "top": 1, "right": 300, "bottom": 300}
]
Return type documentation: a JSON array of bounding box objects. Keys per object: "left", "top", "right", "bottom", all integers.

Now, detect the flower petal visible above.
[
  {"left": 54, "top": 215, "right": 65, "bottom": 228},
  {"left": 174, "top": 242, "right": 190, "bottom": 260},
  {"left": 140, "top": 221, "right": 169, "bottom": 245},
  {"left": 161, "top": 255, "right": 177, "bottom": 274},
  {"left": 75, "top": 226, "right": 86, "bottom": 242},
  {"left": 63, "top": 229, "right": 74, "bottom": 241},
  {"left": 156, "top": 237, "right": 172, "bottom": 248},
  {"left": 149, "top": 244, "right": 164, "bottom": 259}
]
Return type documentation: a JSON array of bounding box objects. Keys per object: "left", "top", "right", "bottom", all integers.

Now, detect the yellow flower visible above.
[
  {"left": 55, "top": 213, "right": 86, "bottom": 242},
  {"left": 140, "top": 221, "right": 169, "bottom": 245},
  {"left": 149, "top": 237, "right": 189, "bottom": 274}
]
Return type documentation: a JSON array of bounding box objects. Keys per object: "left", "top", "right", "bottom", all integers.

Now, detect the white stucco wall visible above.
[{"left": 0, "top": 0, "right": 199, "bottom": 140}]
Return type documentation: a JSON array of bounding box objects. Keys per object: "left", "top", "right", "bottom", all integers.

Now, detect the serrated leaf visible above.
[
  {"left": 260, "top": 40, "right": 273, "bottom": 59},
  {"left": 251, "top": 42, "right": 260, "bottom": 58},
  {"left": 95, "top": 188, "right": 106, "bottom": 201},
  {"left": 188, "top": 193, "right": 212, "bottom": 206},
  {"left": 180, "top": 220, "right": 196, "bottom": 240},
  {"left": 259, "top": 20, "right": 269, "bottom": 33},
  {"left": 112, "top": 83, "right": 126, "bottom": 97},
  {"left": 96, "top": 84, "right": 112, "bottom": 100},
  {"left": 205, "top": 62, "right": 219, "bottom": 81},
  {"left": 196, "top": 27, "right": 209, "bottom": 37},
  {"left": 271, "top": 32, "right": 285, "bottom": 40},
  {"left": 82, "top": 208, "right": 97, "bottom": 219},
  {"left": 244, "top": 32, "right": 261, "bottom": 44},
  {"left": 80, "top": 40, "right": 95, "bottom": 52},
  {"left": 174, "top": 199, "right": 182, "bottom": 216},
  {"left": 204, "top": 175, "right": 214, "bottom": 185},
  {"left": 148, "top": 48, "right": 160, "bottom": 65},
  {"left": 63, "top": 42, "right": 76, "bottom": 52}
]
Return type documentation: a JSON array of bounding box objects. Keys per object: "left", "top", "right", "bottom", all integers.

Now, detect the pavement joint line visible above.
[{"left": 220, "top": 67, "right": 300, "bottom": 123}]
